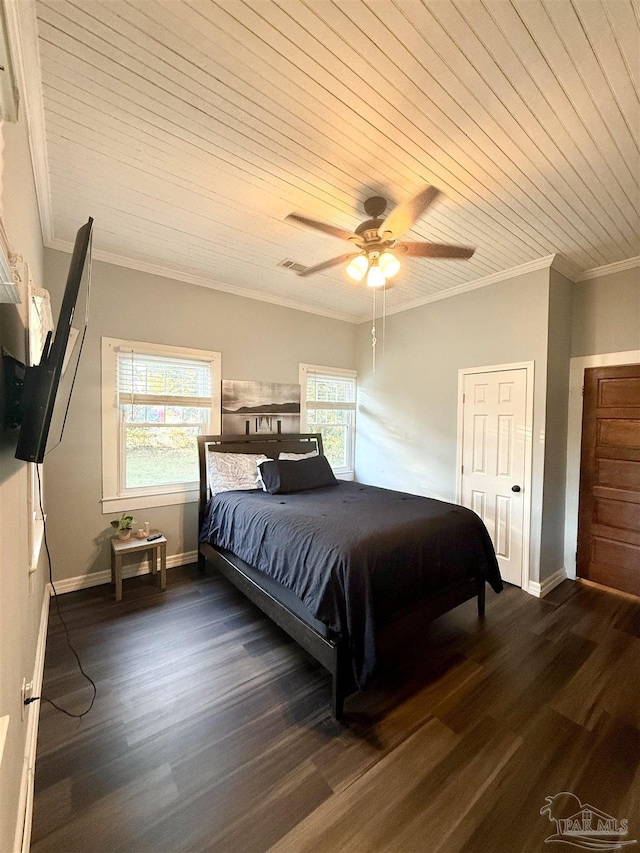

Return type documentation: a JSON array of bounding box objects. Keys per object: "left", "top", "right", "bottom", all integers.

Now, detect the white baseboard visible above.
[
  {"left": 14, "top": 583, "right": 51, "bottom": 853},
  {"left": 52, "top": 550, "right": 198, "bottom": 594},
  {"left": 527, "top": 567, "right": 568, "bottom": 599}
]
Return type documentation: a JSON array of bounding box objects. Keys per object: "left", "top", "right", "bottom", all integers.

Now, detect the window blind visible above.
[
  {"left": 304, "top": 371, "right": 356, "bottom": 411},
  {"left": 117, "top": 350, "right": 212, "bottom": 407}
]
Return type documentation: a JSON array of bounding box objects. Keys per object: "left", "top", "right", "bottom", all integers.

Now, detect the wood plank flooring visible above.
[{"left": 31, "top": 567, "right": 640, "bottom": 853}]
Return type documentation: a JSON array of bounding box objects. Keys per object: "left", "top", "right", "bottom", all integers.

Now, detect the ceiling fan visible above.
[{"left": 286, "top": 185, "right": 475, "bottom": 288}]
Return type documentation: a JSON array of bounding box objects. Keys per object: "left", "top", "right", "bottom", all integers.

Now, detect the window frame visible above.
[
  {"left": 299, "top": 363, "right": 357, "bottom": 478},
  {"left": 101, "top": 337, "right": 221, "bottom": 513}
]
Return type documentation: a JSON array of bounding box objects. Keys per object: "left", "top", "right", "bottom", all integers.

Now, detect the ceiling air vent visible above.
[{"left": 278, "top": 259, "right": 307, "bottom": 274}]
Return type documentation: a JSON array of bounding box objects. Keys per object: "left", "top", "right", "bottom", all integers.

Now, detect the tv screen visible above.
[{"left": 15, "top": 218, "right": 93, "bottom": 463}]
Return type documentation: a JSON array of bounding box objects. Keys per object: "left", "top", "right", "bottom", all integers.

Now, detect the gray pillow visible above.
[{"left": 259, "top": 455, "right": 338, "bottom": 495}]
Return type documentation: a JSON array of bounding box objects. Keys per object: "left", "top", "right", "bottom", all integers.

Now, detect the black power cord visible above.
[{"left": 28, "top": 466, "right": 97, "bottom": 719}]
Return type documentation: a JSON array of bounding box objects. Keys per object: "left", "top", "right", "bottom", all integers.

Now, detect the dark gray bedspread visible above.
[{"left": 200, "top": 481, "right": 502, "bottom": 687}]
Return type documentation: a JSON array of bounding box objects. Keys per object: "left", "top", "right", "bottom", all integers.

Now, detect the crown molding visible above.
[
  {"left": 47, "top": 239, "right": 594, "bottom": 327},
  {"left": 575, "top": 255, "right": 640, "bottom": 282},
  {"left": 354, "top": 254, "right": 565, "bottom": 323},
  {"left": 549, "top": 253, "right": 581, "bottom": 282},
  {"left": 4, "top": 0, "right": 53, "bottom": 244},
  {"left": 45, "top": 238, "right": 361, "bottom": 324}
]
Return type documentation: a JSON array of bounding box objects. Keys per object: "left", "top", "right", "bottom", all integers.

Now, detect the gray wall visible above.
[
  {"left": 355, "top": 261, "right": 640, "bottom": 586},
  {"left": 354, "top": 268, "right": 551, "bottom": 583},
  {"left": 540, "top": 269, "right": 573, "bottom": 577},
  {"left": 571, "top": 266, "right": 640, "bottom": 358},
  {"left": 42, "top": 249, "right": 357, "bottom": 584},
  {"left": 0, "top": 110, "right": 46, "bottom": 850}
]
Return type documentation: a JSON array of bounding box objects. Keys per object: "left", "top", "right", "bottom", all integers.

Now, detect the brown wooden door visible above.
[{"left": 577, "top": 364, "right": 640, "bottom": 596}]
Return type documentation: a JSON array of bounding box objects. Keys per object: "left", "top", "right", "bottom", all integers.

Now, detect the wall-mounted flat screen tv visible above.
[{"left": 15, "top": 217, "right": 93, "bottom": 463}]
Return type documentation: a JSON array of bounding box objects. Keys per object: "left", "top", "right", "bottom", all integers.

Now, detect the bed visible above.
[{"left": 198, "top": 433, "right": 502, "bottom": 718}]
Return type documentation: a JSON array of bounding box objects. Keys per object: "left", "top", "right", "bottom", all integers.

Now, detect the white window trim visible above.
[
  {"left": 101, "top": 337, "right": 221, "bottom": 513},
  {"left": 299, "top": 362, "right": 357, "bottom": 479},
  {"left": 26, "top": 464, "right": 45, "bottom": 575}
]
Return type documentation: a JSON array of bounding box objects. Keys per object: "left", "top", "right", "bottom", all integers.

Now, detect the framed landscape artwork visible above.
[{"left": 222, "top": 380, "right": 301, "bottom": 435}]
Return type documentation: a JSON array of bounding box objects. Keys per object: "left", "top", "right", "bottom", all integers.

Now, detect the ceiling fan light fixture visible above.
[
  {"left": 346, "top": 254, "right": 369, "bottom": 281},
  {"left": 286, "top": 188, "right": 475, "bottom": 374},
  {"left": 367, "top": 261, "right": 386, "bottom": 288},
  {"left": 379, "top": 251, "right": 400, "bottom": 278}
]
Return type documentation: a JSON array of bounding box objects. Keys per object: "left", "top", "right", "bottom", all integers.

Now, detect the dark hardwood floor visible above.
[{"left": 31, "top": 567, "right": 640, "bottom": 853}]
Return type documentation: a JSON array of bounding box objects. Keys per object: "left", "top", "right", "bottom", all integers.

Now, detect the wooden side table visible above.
[{"left": 110, "top": 530, "right": 167, "bottom": 601}]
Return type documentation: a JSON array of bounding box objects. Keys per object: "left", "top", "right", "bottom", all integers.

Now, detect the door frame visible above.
[
  {"left": 564, "top": 350, "right": 640, "bottom": 580},
  {"left": 456, "top": 361, "right": 535, "bottom": 592}
]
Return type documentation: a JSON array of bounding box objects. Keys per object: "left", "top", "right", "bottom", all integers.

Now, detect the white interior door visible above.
[{"left": 461, "top": 368, "right": 527, "bottom": 586}]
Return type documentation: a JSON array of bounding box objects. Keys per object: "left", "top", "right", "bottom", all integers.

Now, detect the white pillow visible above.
[
  {"left": 279, "top": 450, "right": 319, "bottom": 460},
  {"left": 207, "top": 452, "right": 269, "bottom": 496}
]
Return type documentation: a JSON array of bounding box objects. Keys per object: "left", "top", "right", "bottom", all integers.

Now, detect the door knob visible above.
[{"left": 511, "top": 485, "right": 521, "bottom": 493}]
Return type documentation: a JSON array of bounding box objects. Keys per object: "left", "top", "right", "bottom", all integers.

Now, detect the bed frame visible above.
[{"left": 197, "top": 433, "right": 485, "bottom": 719}]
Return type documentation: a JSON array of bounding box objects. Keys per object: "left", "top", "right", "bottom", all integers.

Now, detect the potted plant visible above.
[{"left": 111, "top": 512, "right": 135, "bottom": 541}]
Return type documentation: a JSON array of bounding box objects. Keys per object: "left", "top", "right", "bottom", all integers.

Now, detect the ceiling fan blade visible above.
[
  {"left": 378, "top": 185, "right": 440, "bottom": 241},
  {"left": 286, "top": 213, "right": 358, "bottom": 242},
  {"left": 297, "top": 253, "right": 361, "bottom": 277},
  {"left": 395, "top": 241, "right": 475, "bottom": 259}
]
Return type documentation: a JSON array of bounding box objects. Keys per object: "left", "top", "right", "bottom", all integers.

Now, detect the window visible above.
[
  {"left": 102, "top": 338, "right": 221, "bottom": 512},
  {"left": 299, "top": 364, "right": 357, "bottom": 477},
  {"left": 28, "top": 286, "right": 53, "bottom": 366},
  {"left": 26, "top": 268, "right": 53, "bottom": 577}
]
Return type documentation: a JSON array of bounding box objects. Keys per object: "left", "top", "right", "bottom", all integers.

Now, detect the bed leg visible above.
[
  {"left": 478, "top": 579, "right": 486, "bottom": 618},
  {"left": 198, "top": 550, "right": 206, "bottom": 573}
]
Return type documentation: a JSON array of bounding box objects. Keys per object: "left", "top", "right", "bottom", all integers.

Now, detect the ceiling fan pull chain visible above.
[
  {"left": 383, "top": 283, "right": 386, "bottom": 358},
  {"left": 371, "top": 286, "right": 377, "bottom": 373}
]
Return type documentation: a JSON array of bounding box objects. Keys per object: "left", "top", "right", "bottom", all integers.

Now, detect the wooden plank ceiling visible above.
[{"left": 34, "top": 0, "right": 640, "bottom": 321}]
